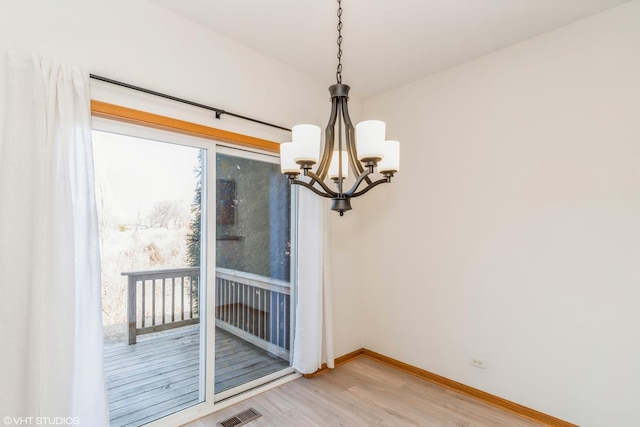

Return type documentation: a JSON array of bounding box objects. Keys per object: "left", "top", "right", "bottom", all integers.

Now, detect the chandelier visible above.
[{"left": 279, "top": 0, "right": 400, "bottom": 216}]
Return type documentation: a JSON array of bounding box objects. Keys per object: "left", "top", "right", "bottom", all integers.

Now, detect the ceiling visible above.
[{"left": 149, "top": 0, "right": 628, "bottom": 98}]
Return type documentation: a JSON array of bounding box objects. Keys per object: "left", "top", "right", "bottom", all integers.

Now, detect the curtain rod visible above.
[{"left": 89, "top": 74, "right": 291, "bottom": 132}]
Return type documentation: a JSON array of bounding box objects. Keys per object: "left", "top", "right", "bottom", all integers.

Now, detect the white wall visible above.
[
  {"left": 360, "top": 2, "right": 640, "bottom": 426},
  {"left": 12, "top": 0, "right": 638, "bottom": 424},
  {"left": 0, "top": 0, "right": 363, "bottom": 359}
]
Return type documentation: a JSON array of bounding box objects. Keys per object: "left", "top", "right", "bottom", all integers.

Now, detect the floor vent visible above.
[{"left": 217, "top": 408, "right": 262, "bottom": 427}]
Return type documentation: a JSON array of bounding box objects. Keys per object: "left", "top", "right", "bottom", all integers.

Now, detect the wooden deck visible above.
[{"left": 104, "top": 326, "right": 290, "bottom": 427}]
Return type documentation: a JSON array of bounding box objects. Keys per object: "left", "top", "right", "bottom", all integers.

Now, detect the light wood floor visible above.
[
  {"left": 184, "top": 356, "right": 543, "bottom": 427},
  {"left": 104, "top": 326, "right": 289, "bottom": 427}
]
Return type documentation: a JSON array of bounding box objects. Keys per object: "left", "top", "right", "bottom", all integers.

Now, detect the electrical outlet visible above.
[{"left": 470, "top": 356, "right": 487, "bottom": 369}]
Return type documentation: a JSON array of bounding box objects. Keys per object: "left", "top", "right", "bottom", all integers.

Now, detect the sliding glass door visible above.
[
  {"left": 92, "top": 120, "right": 295, "bottom": 426},
  {"left": 213, "top": 148, "right": 293, "bottom": 400}
]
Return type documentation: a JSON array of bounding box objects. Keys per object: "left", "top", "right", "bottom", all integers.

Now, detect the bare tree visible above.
[{"left": 148, "top": 200, "right": 181, "bottom": 228}]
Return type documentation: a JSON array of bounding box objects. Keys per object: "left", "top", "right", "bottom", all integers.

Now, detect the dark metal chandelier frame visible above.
[{"left": 282, "top": 0, "right": 399, "bottom": 215}]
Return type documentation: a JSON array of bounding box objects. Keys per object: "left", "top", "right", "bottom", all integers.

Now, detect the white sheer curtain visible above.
[
  {"left": 292, "top": 189, "right": 335, "bottom": 374},
  {"left": 0, "top": 53, "right": 108, "bottom": 426}
]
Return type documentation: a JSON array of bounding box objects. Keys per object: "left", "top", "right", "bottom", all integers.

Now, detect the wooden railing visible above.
[
  {"left": 122, "top": 267, "right": 200, "bottom": 344},
  {"left": 122, "top": 267, "right": 291, "bottom": 359},
  {"left": 215, "top": 268, "right": 291, "bottom": 360}
]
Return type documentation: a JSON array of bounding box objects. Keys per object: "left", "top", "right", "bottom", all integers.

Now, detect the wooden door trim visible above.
[{"left": 91, "top": 100, "right": 280, "bottom": 153}]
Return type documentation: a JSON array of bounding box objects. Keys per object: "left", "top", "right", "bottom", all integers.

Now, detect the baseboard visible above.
[
  {"left": 305, "top": 348, "right": 577, "bottom": 427},
  {"left": 302, "top": 348, "right": 364, "bottom": 378}
]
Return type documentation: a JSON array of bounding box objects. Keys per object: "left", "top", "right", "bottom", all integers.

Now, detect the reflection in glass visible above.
[{"left": 214, "top": 153, "right": 292, "bottom": 394}]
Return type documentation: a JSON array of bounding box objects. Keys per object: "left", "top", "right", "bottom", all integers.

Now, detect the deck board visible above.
[{"left": 103, "top": 326, "right": 290, "bottom": 427}]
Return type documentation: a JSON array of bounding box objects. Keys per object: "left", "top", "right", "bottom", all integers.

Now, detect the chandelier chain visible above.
[{"left": 336, "top": 0, "right": 343, "bottom": 84}]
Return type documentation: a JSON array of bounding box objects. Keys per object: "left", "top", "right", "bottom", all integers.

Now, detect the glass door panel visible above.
[
  {"left": 214, "top": 151, "right": 293, "bottom": 396},
  {"left": 93, "top": 130, "right": 206, "bottom": 427}
]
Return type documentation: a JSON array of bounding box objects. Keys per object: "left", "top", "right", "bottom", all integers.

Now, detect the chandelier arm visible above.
[
  {"left": 290, "top": 179, "right": 335, "bottom": 198},
  {"left": 341, "top": 98, "right": 374, "bottom": 186},
  {"left": 306, "top": 170, "right": 339, "bottom": 197},
  {"left": 344, "top": 167, "right": 373, "bottom": 196},
  {"left": 340, "top": 97, "right": 366, "bottom": 178},
  {"left": 346, "top": 125, "right": 359, "bottom": 174},
  {"left": 350, "top": 176, "right": 392, "bottom": 198},
  {"left": 316, "top": 97, "right": 339, "bottom": 180}
]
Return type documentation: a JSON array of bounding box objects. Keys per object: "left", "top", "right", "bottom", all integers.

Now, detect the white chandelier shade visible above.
[
  {"left": 280, "top": 126, "right": 400, "bottom": 176},
  {"left": 328, "top": 150, "right": 349, "bottom": 180},
  {"left": 377, "top": 140, "right": 400, "bottom": 174},
  {"left": 279, "top": 142, "right": 301, "bottom": 174},
  {"left": 355, "top": 120, "right": 385, "bottom": 162},
  {"left": 292, "top": 124, "right": 321, "bottom": 164}
]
